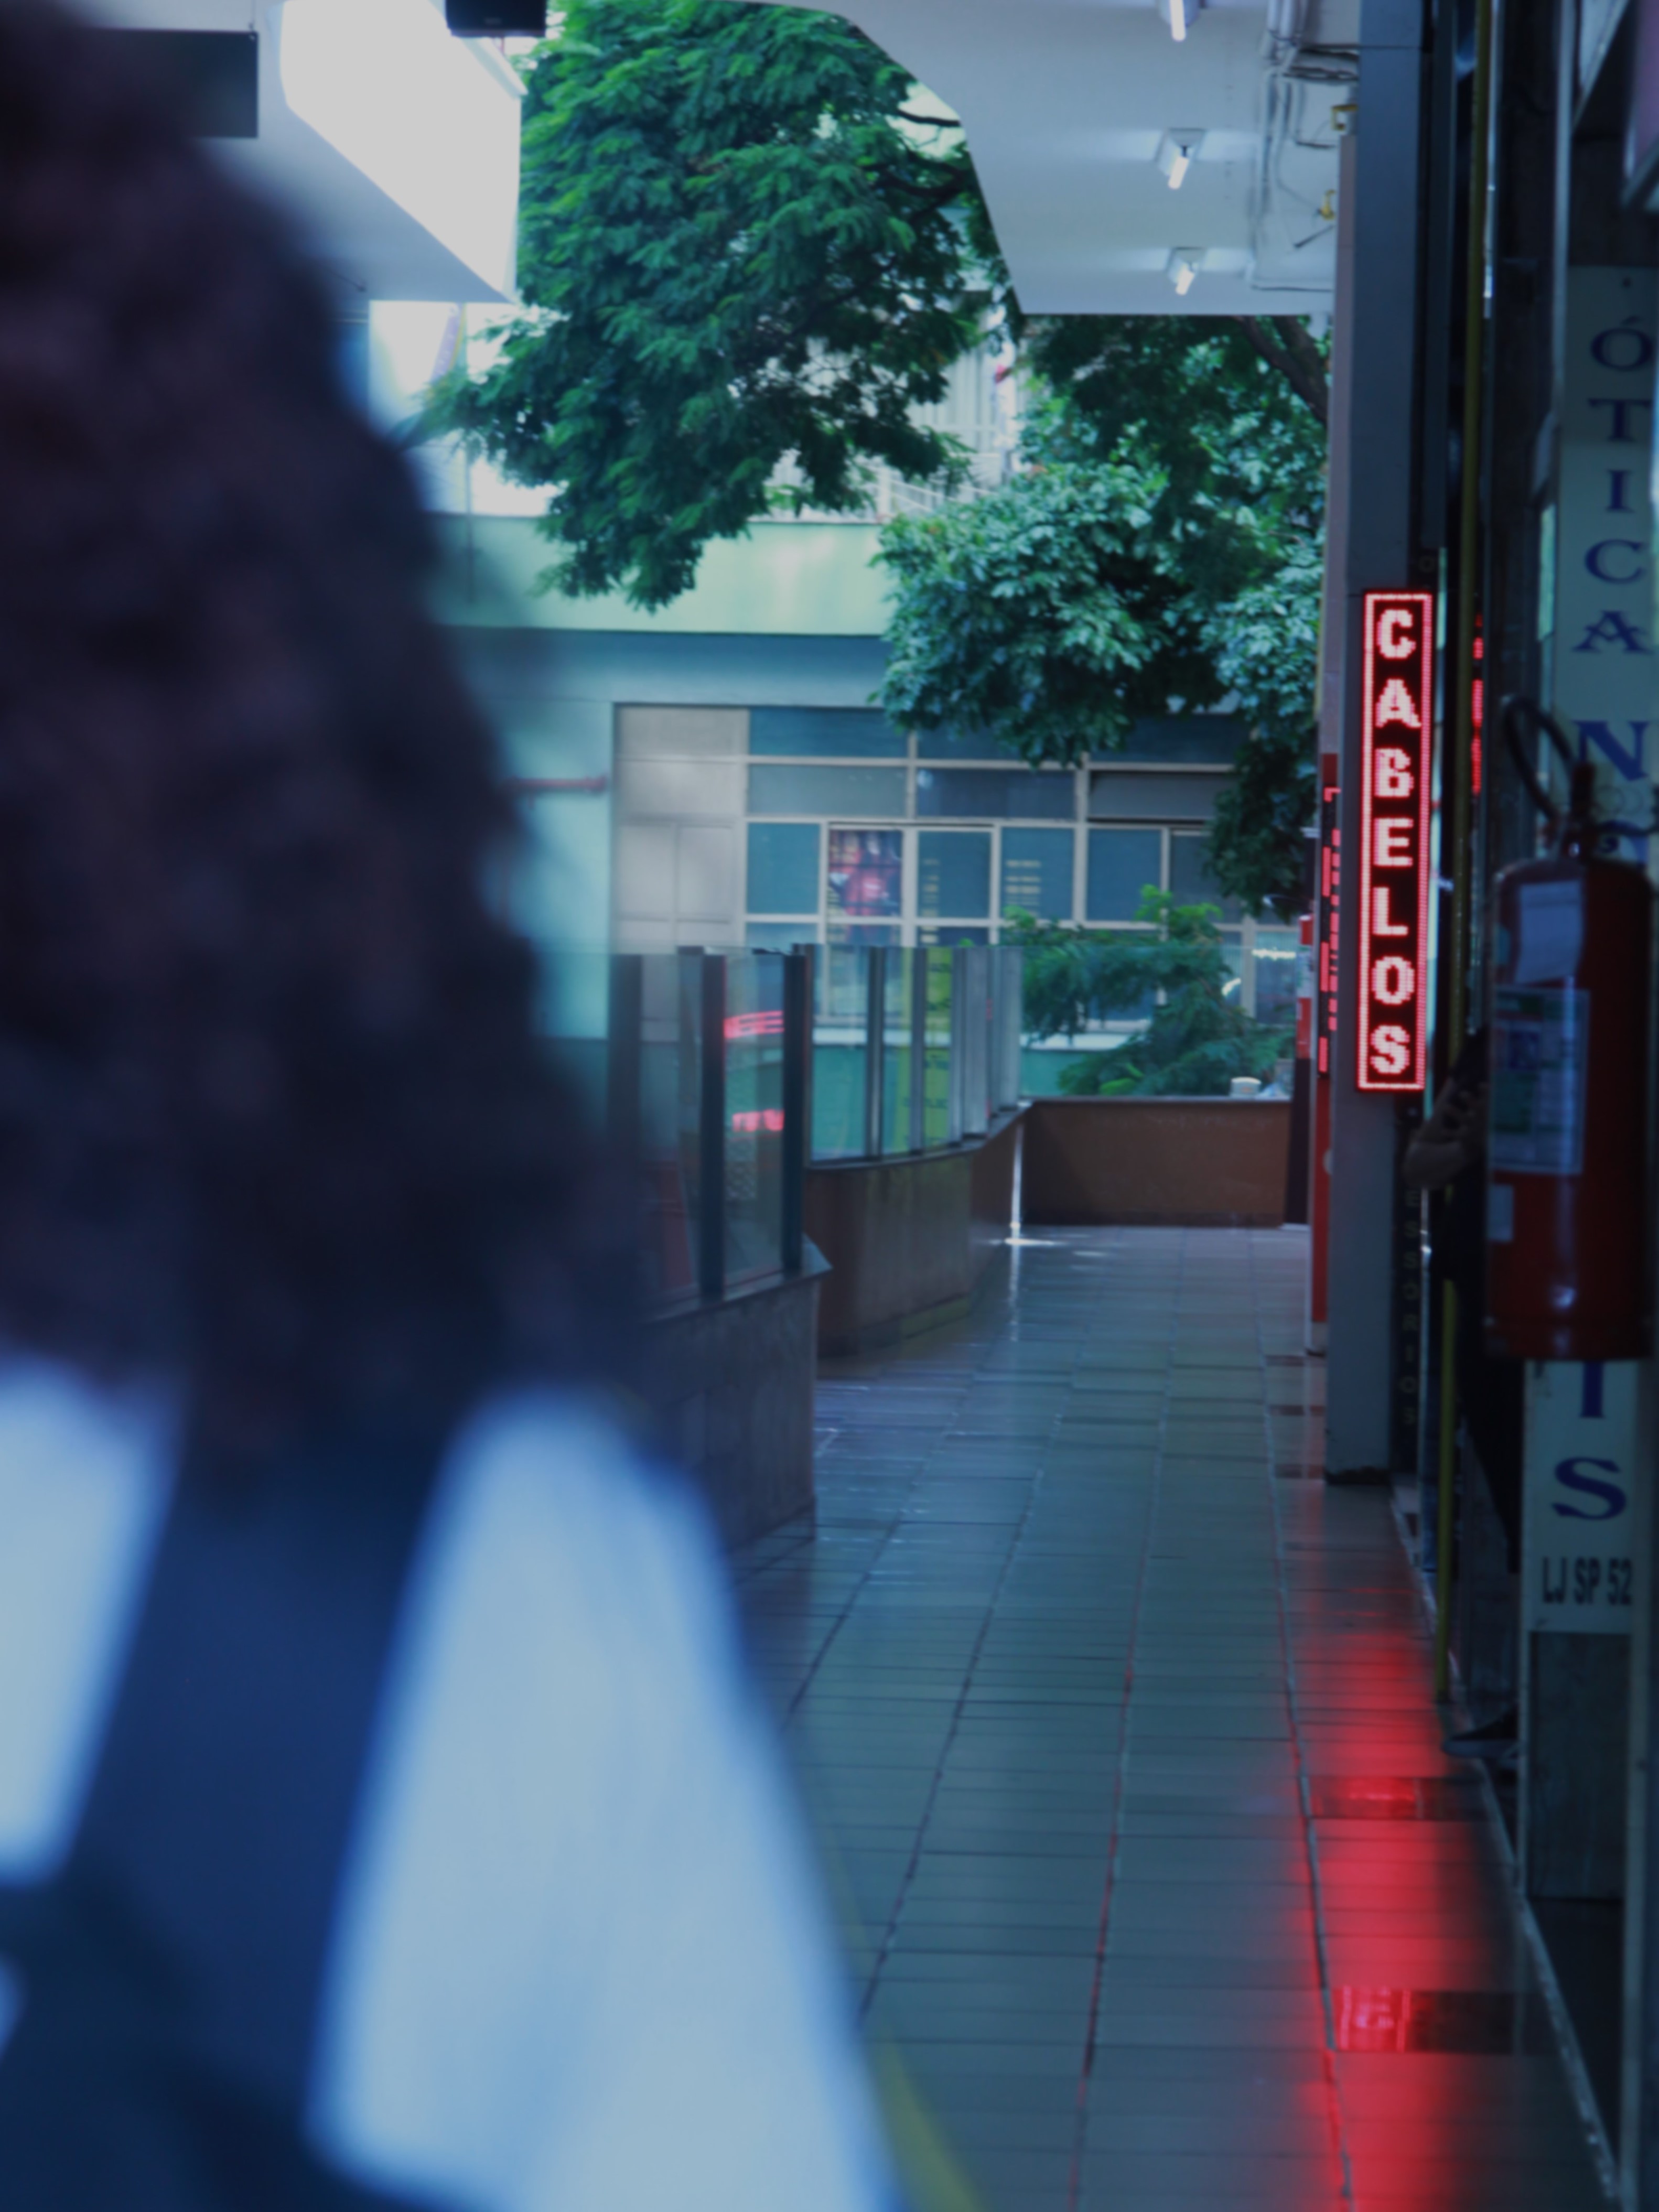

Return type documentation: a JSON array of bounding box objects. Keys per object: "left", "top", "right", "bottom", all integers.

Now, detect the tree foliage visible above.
[
  {"left": 1009, "top": 894, "right": 1292, "bottom": 1097},
  {"left": 877, "top": 458, "right": 1221, "bottom": 765},
  {"left": 431, "top": 0, "right": 998, "bottom": 609},
  {"left": 881, "top": 318, "right": 1327, "bottom": 915}
]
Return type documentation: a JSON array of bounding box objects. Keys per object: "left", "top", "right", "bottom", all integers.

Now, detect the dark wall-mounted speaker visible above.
[
  {"left": 445, "top": 1, "right": 548, "bottom": 31},
  {"left": 96, "top": 30, "right": 258, "bottom": 138}
]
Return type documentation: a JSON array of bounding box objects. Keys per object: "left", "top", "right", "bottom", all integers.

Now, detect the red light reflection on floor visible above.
[{"left": 1335, "top": 1984, "right": 1414, "bottom": 2053}]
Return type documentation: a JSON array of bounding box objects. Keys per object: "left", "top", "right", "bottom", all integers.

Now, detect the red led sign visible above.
[{"left": 1357, "top": 591, "right": 1434, "bottom": 1092}]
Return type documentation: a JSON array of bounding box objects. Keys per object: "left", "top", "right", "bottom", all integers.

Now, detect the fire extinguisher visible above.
[{"left": 1484, "top": 698, "right": 1653, "bottom": 1362}]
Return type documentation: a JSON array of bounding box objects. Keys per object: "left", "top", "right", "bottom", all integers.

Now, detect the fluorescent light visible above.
[
  {"left": 1158, "top": 131, "right": 1204, "bottom": 189},
  {"left": 1165, "top": 0, "right": 1202, "bottom": 39},
  {"left": 1168, "top": 249, "right": 1203, "bottom": 295}
]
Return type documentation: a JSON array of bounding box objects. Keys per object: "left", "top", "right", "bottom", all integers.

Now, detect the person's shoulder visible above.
[
  {"left": 431, "top": 1388, "right": 718, "bottom": 1624},
  {"left": 390, "top": 1388, "right": 737, "bottom": 1757}
]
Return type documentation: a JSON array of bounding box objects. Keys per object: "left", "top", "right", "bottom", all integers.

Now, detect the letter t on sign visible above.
[{"left": 1358, "top": 592, "right": 1434, "bottom": 1093}]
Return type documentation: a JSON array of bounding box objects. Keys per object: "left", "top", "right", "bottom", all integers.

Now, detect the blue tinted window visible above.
[
  {"left": 748, "top": 765, "right": 906, "bottom": 817},
  {"left": 1086, "top": 828, "right": 1163, "bottom": 921},
  {"left": 749, "top": 708, "right": 906, "bottom": 758},
  {"left": 918, "top": 832, "right": 991, "bottom": 918},
  {"left": 915, "top": 768, "right": 1075, "bottom": 820},
  {"left": 915, "top": 727, "right": 1006, "bottom": 759},
  {"left": 747, "top": 822, "right": 820, "bottom": 914},
  {"left": 1001, "top": 828, "right": 1073, "bottom": 921},
  {"left": 1169, "top": 832, "right": 1241, "bottom": 920}
]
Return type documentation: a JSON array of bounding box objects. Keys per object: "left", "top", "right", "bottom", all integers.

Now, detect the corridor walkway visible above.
[{"left": 733, "top": 1227, "right": 1608, "bottom": 2212}]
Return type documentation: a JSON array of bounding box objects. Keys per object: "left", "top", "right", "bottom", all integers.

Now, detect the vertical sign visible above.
[
  {"left": 1358, "top": 591, "right": 1434, "bottom": 1092},
  {"left": 1553, "top": 268, "right": 1656, "bottom": 869},
  {"left": 1523, "top": 1362, "right": 1639, "bottom": 1633}
]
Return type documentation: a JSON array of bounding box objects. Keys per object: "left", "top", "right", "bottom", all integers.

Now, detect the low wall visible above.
[
  {"left": 647, "top": 1259, "right": 824, "bottom": 1545},
  {"left": 1021, "top": 1096, "right": 1291, "bottom": 1227},
  {"left": 805, "top": 1110, "right": 1022, "bottom": 1357}
]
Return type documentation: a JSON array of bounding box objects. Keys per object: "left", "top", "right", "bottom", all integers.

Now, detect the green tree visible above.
[
  {"left": 432, "top": 0, "right": 999, "bottom": 609},
  {"left": 877, "top": 456, "right": 1223, "bottom": 765},
  {"left": 1009, "top": 893, "right": 1292, "bottom": 1097},
  {"left": 880, "top": 319, "right": 1326, "bottom": 915}
]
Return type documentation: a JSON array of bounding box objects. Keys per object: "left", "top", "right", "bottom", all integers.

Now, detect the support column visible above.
[{"left": 1325, "top": 0, "right": 1429, "bottom": 1479}]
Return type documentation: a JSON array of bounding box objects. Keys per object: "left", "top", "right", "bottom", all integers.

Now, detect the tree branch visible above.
[{"left": 1234, "top": 315, "right": 1328, "bottom": 427}]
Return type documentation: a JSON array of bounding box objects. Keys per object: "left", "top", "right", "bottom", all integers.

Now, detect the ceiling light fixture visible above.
[
  {"left": 1159, "top": 131, "right": 1204, "bottom": 189},
  {"left": 1167, "top": 249, "right": 1203, "bottom": 296}
]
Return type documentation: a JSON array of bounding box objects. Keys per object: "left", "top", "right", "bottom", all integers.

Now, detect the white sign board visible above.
[
  {"left": 1523, "top": 1361, "right": 1639, "bottom": 1634},
  {"left": 1553, "top": 268, "right": 1658, "bottom": 866}
]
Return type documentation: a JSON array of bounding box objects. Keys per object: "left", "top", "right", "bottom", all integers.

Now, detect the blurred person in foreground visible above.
[{"left": 0, "top": 6, "right": 898, "bottom": 2206}]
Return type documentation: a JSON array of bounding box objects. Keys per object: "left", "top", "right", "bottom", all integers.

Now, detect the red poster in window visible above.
[{"left": 1357, "top": 591, "right": 1434, "bottom": 1093}]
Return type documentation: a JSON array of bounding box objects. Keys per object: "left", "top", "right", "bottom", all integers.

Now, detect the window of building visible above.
[
  {"left": 746, "top": 821, "right": 819, "bottom": 915},
  {"left": 916, "top": 766, "right": 1076, "bottom": 820},
  {"left": 826, "top": 827, "right": 903, "bottom": 934},
  {"left": 1169, "top": 830, "right": 1241, "bottom": 920},
  {"left": 1001, "top": 827, "right": 1073, "bottom": 921},
  {"left": 1086, "top": 827, "right": 1164, "bottom": 922},
  {"left": 749, "top": 707, "right": 906, "bottom": 758},
  {"left": 915, "top": 727, "right": 1007, "bottom": 759},
  {"left": 749, "top": 764, "right": 907, "bottom": 817},
  {"left": 918, "top": 830, "right": 991, "bottom": 920}
]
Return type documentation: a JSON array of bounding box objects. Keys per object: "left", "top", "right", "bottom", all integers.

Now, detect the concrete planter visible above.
[
  {"left": 647, "top": 1258, "right": 826, "bottom": 1546},
  {"left": 1021, "top": 1095, "right": 1291, "bottom": 1228},
  {"left": 804, "top": 1111, "right": 1023, "bottom": 1358}
]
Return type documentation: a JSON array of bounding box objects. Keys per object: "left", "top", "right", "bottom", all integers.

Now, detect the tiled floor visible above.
[{"left": 733, "top": 1227, "right": 1610, "bottom": 2212}]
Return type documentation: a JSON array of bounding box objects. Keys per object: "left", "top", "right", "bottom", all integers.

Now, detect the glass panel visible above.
[
  {"left": 916, "top": 767, "right": 1076, "bottom": 820},
  {"left": 882, "top": 952, "right": 914, "bottom": 1156},
  {"left": 749, "top": 706, "right": 906, "bottom": 758},
  {"left": 1001, "top": 827, "right": 1074, "bottom": 921},
  {"left": 919, "top": 829, "right": 992, "bottom": 917},
  {"left": 960, "top": 944, "right": 991, "bottom": 1137},
  {"left": 812, "top": 946, "right": 869, "bottom": 1160},
  {"left": 919, "top": 924, "right": 990, "bottom": 945},
  {"left": 673, "top": 954, "right": 706, "bottom": 1298},
  {"left": 1169, "top": 831, "right": 1242, "bottom": 919},
  {"left": 993, "top": 945, "right": 1024, "bottom": 1109},
  {"left": 640, "top": 954, "right": 694, "bottom": 1303},
  {"left": 745, "top": 921, "right": 818, "bottom": 949},
  {"left": 826, "top": 921, "right": 901, "bottom": 947},
  {"left": 749, "top": 764, "right": 906, "bottom": 816},
  {"left": 923, "top": 947, "right": 954, "bottom": 1148},
  {"left": 1088, "top": 770, "right": 1227, "bottom": 822},
  {"left": 1087, "top": 827, "right": 1164, "bottom": 921},
  {"left": 1252, "top": 926, "right": 1300, "bottom": 1029},
  {"left": 746, "top": 820, "right": 820, "bottom": 914},
  {"left": 827, "top": 827, "right": 903, "bottom": 924},
  {"left": 916, "top": 726, "right": 1006, "bottom": 759},
  {"left": 1095, "top": 715, "right": 1247, "bottom": 764},
  {"left": 724, "top": 954, "right": 785, "bottom": 1286}
]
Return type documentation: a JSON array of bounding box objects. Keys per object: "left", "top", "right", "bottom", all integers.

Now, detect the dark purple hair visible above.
[{"left": 0, "top": 1, "right": 630, "bottom": 1459}]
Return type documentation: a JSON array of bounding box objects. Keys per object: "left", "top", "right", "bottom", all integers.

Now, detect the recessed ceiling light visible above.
[
  {"left": 1159, "top": 131, "right": 1205, "bottom": 189},
  {"left": 1167, "top": 249, "right": 1204, "bottom": 296}
]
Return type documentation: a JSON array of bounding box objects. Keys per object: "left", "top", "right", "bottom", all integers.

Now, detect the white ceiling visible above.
[
  {"left": 759, "top": 0, "right": 1352, "bottom": 316},
  {"left": 77, "top": 0, "right": 521, "bottom": 302}
]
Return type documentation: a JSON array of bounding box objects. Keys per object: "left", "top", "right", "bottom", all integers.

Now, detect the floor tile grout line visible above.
[
  {"left": 1064, "top": 1226, "right": 1182, "bottom": 2212},
  {"left": 852, "top": 1241, "right": 1113, "bottom": 2025},
  {"left": 1251, "top": 1228, "right": 1358, "bottom": 2210},
  {"left": 774, "top": 1330, "right": 1003, "bottom": 1727}
]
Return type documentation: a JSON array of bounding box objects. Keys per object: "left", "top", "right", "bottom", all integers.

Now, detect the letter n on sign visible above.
[{"left": 1358, "top": 591, "right": 1434, "bottom": 1092}]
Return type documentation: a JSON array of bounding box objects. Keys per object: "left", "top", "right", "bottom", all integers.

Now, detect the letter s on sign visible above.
[
  {"left": 1376, "top": 609, "right": 1415, "bottom": 660},
  {"left": 1370, "top": 1025, "right": 1412, "bottom": 1078},
  {"left": 1551, "top": 1457, "right": 1628, "bottom": 1522}
]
